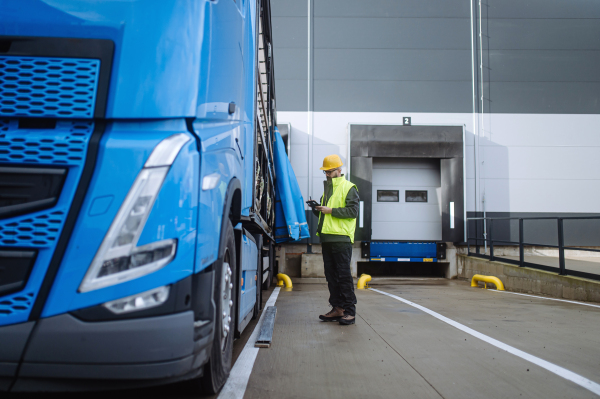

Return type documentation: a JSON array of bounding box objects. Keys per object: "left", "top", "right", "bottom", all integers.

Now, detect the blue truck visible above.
[{"left": 0, "top": 0, "right": 296, "bottom": 393}]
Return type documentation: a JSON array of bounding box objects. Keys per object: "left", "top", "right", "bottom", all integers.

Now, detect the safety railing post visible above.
[
  {"left": 476, "top": 218, "right": 480, "bottom": 254},
  {"left": 489, "top": 219, "right": 494, "bottom": 261},
  {"left": 467, "top": 220, "right": 470, "bottom": 254},
  {"left": 558, "top": 218, "right": 566, "bottom": 275},
  {"left": 519, "top": 218, "right": 524, "bottom": 267}
]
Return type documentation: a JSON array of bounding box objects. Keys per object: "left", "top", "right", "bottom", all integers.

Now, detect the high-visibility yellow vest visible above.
[{"left": 318, "top": 176, "right": 358, "bottom": 243}]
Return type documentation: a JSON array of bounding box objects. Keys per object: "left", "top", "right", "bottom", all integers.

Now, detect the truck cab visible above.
[{"left": 0, "top": 0, "right": 283, "bottom": 393}]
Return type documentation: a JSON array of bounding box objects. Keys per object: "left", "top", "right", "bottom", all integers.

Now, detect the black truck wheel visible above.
[{"left": 200, "top": 219, "right": 237, "bottom": 394}]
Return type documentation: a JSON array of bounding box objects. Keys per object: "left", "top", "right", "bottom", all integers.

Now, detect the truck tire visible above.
[{"left": 200, "top": 220, "right": 237, "bottom": 394}]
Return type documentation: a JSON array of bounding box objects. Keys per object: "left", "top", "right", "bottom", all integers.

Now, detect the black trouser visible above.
[{"left": 322, "top": 242, "right": 356, "bottom": 316}]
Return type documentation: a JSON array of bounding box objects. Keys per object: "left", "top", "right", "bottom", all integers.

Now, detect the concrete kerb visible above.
[
  {"left": 301, "top": 253, "right": 324, "bottom": 278},
  {"left": 458, "top": 254, "right": 600, "bottom": 303}
]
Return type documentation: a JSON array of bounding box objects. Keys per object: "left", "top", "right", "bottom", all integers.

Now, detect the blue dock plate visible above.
[
  {"left": 370, "top": 241, "right": 437, "bottom": 259},
  {"left": 370, "top": 257, "right": 437, "bottom": 262}
]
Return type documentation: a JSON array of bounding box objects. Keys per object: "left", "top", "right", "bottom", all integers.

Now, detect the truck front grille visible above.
[
  {"left": 0, "top": 37, "right": 110, "bottom": 325},
  {"left": 0, "top": 166, "right": 67, "bottom": 220},
  {"left": 0, "top": 250, "right": 36, "bottom": 299},
  {"left": 0, "top": 55, "right": 100, "bottom": 119},
  {"left": 0, "top": 119, "right": 92, "bottom": 164},
  {"left": 0, "top": 209, "right": 66, "bottom": 247},
  {"left": 0, "top": 119, "right": 94, "bottom": 323}
]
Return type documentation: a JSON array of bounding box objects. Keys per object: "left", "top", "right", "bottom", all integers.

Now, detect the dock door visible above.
[
  {"left": 350, "top": 124, "right": 465, "bottom": 265},
  {"left": 372, "top": 158, "right": 442, "bottom": 241}
]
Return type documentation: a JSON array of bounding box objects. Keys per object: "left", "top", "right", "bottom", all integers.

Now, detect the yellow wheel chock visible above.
[
  {"left": 471, "top": 274, "right": 505, "bottom": 291},
  {"left": 276, "top": 273, "right": 292, "bottom": 288},
  {"left": 357, "top": 274, "right": 371, "bottom": 289}
]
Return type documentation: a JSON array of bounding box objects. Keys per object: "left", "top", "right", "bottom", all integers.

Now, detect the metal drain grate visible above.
[
  {"left": 0, "top": 119, "right": 93, "bottom": 165},
  {"left": 0, "top": 292, "right": 35, "bottom": 316},
  {"left": 0, "top": 56, "right": 100, "bottom": 118},
  {"left": 0, "top": 209, "right": 66, "bottom": 247}
]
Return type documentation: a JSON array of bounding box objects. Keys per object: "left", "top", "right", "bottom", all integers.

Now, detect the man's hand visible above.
[{"left": 315, "top": 206, "right": 332, "bottom": 214}]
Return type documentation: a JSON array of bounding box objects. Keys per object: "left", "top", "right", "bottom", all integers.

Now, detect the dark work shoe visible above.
[
  {"left": 319, "top": 306, "right": 344, "bottom": 322},
  {"left": 339, "top": 315, "right": 355, "bottom": 325}
]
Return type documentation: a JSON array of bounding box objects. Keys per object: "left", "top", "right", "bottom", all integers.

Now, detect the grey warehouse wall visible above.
[
  {"left": 272, "top": 0, "right": 600, "bottom": 114},
  {"left": 313, "top": 0, "right": 472, "bottom": 113},
  {"left": 272, "top": 0, "right": 600, "bottom": 248},
  {"left": 271, "top": 0, "right": 308, "bottom": 111},
  {"left": 273, "top": 0, "right": 473, "bottom": 113},
  {"left": 479, "top": 0, "right": 600, "bottom": 114}
]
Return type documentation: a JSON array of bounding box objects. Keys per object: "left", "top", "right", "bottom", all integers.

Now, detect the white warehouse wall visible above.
[{"left": 279, "top": 111, "right": 600, "bottom": 215}]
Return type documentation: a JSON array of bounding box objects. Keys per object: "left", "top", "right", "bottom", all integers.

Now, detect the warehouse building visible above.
[{"left": 272, "top": 0, "right": 600, "bottom": 279}]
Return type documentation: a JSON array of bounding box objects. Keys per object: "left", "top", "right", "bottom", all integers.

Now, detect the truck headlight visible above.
[
  {"left": 79, "top": 134, "right": 190, "bottom": 293},
  {"left": 103, "top": 285, "right": 170, "bottom": 314}
]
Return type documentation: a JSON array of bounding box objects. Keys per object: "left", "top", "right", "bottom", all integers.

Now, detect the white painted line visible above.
[
  {"left": 489, "top": 290, "right": 600, "bottom": 309},
  {"left": 218, "top": 287, "right": 281, "bottom": 399},
  {"left": 370, "top": 288, "right": 600, "bottom": 396}
]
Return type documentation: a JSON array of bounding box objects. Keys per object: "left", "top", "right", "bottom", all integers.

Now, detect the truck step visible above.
[{"left": 255, "top": 306, "right": 277, "bottom": 348}]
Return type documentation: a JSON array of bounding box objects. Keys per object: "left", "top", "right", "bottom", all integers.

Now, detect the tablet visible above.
[{"left": 306, "top": 200, "right": 319, "bottom": 208}]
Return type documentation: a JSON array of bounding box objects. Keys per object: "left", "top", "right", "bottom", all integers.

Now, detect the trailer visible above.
[{"left": 0, "top": 0, "right": 296, "bottom": 393}]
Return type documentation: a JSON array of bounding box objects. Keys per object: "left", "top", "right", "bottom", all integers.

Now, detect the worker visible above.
[{"left": 313, "top": 154, "right": 359, "bottom": 325}]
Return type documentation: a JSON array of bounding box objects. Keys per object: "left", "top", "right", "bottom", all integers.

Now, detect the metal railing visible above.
[{"left": 467, "top": 216, "right": 600, "bottom": 281}]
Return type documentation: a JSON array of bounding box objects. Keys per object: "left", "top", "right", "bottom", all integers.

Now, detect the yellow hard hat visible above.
[{"left": 320, "top": 154, "right": 343, "bottom": 170}]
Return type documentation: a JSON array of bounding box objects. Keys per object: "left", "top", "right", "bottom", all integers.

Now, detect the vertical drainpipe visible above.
[
  {"left": 470, "top": 0, "right": 479, "bottom": 217},
  {"left": 307, "top": 0, "right": 313, "bottom": 253},
  {"left": 308, "top": 0, "right": 314, "bottom": 203},
  {"left": 478, "top": 0, "right": 487, "bottom": 252}
]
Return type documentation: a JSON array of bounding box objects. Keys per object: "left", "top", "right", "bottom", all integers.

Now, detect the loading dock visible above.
[
  {"left": 371, "top": 158, "right": 442, "bottom": 241},
  {"left": 350, "top": 124, "right": 464, "bottom": 267}
]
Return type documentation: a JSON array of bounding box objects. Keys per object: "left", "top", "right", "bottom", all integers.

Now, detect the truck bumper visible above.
[{"left": 0, "top": 311, "right": 213, "bottom": 392}]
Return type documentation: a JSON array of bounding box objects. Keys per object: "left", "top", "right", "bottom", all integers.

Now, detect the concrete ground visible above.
[
  {"left": 245, "top": 279, "right": 600, "bottom": 399},
  {"left": 6, "top": 279, "right": 600, "bottom": 398}
]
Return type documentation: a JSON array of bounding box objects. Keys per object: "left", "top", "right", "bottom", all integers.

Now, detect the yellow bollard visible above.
[
  {"left": 276, "top": 273, "right": 292, "bottom": 288},
  {"left": 357, "top": 274, "right": 372, "bottom": 289},
  {"left": 471, "top": 274, "right": 505, "bottom": 291}
]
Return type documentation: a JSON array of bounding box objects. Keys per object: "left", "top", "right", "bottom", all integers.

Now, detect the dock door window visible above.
[
  {"left": 377, "top": 190, "right": 399, "bottom": 202},
  {"left": 405, "top": 190, "right": 428, "bottom": 202}
]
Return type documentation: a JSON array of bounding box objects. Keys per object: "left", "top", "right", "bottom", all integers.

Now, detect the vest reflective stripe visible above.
[{"left": 318, "top": 176, "right": 357, "bottom": 243}]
